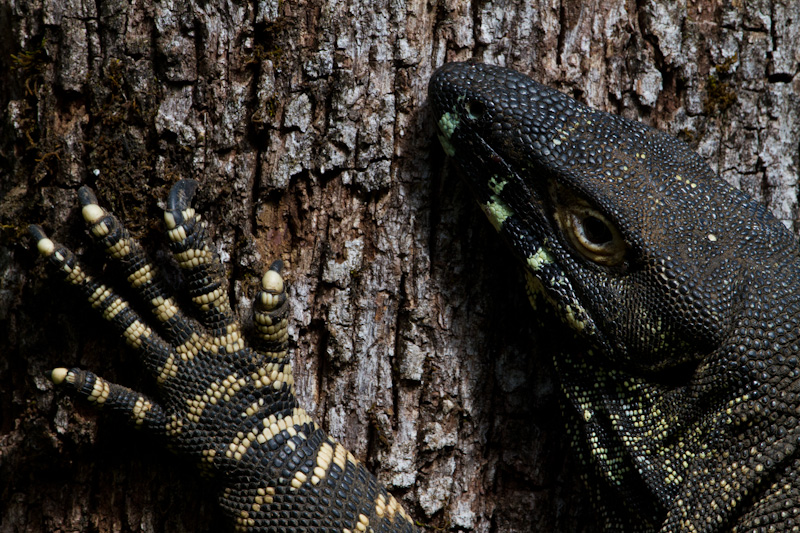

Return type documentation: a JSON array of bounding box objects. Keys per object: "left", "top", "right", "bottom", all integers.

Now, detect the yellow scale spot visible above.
[
  {"left": 255, "top": 315, "right": 277, "bottom": 329},
  {"left": 374, "top": 494, "right": 387, "bottom": 518},
  {"left": 167, "top": 224, "right": 188, "bottom": 242},
  {"left": 186, "top": 394, "right": 207, "bottom": 424},
  {"left": 128, "top": 263, "right": 154, "bottom": 288},
  {"left": 328, "top": 441, "right": 360, "bottom": 475},
  {"left": 233, "top": 507, "right": 255, "bottom": 532},
  {"left": 62, "top": 261, "right": 88, "bottom": 285},
  {"left": 563, "top": 304, "right": 588, "bottom": 332},
  {"left": 258, "top": 291, "right": 282, "bottom": 309},
  {"left": 250, "top": 361, "right": 296, "bottom": 391},
  {"left": 101, "top": 295, "right": 128, "bottom": 321},
  {"left": 175, "top": 246, "right": 211, "bottom": 269},
  {"left": 481, "top": 196, "right": 514, "bottom": 232},
  {"left": 88, "top": 285, "right": 112, "bottom": 308},
  {"left": 157, "top": 353, "right": 179, "bottom": 384},
  {"left": 89, "top": 377, "right": 111, "bottom": 404},
  {"left": 250, "top": 487, "right": 275, "bottom": 513},
  {"left": 165, "top": 208, "right": 196, "bottom": 233},
  {"left": 255, "top": 314, "right": 289, "bottom": 343},
  {"left": 213, "top": 374, "right": 248, "bottom": 404},
  {"left": 436, "top": 112, "right": 459, "bottom": 156},
  {"left": 201, "top": 448, "right": 217, "bottom": 464},
  {"left": 90, "top": 220, "right": 110, "bottom": 237},
  {"left": 355, "top": 513, "right": 369, "bottom": 532},
  {"left": 152, "top": 296, "right": 179, "bottom": 323},
  {"left": 123, "top": 320, "right": 150, "bottom": 348},
  {"left": 132, "top": 397, "right": 152, "bottom": 425},
  {"left": 212, "top": 326, "right": 245, "bottom": 355},
  {"left": 82, "top": 203, "right": 105, "bottom": 224},
  {"left": 244, "top": 398, "right": 265, "bottom": 417},
  {"left": 268, "top": 349, "right": 289, "bottom": 362},
  {"left": 437, "top": 111, "right": 459, "bottom": 139},
  {"left": 256, "top": 409, "right": 315, "bottom": 448},
  {"left": 193, "top": 286, "right": 226, "bottom": 311},
  {"left": 251, "top": 366, "right": 272, "bottom": 389},
  {"left": 175, "top": 331, "right": 207, "bottom": 361},
  {"left": 165, "top": 414, "right": 183, "bottom": 436},
  {"left": 525, "top": 271, "right": 546, "bottom": 302},
  {"left": 487, "top": 175, "right": 507, "bottom": 195},
  {"left": 217, "top": 378, "right": 310, "bottom": 453},
  {"left": 106, "top": 237, "right": 132, "bottom": 259},
  {"left": 228, "top": 428, "right": 257, "bottom": 461},
  {"left": 290, "top": 470, "right": 307, "bottom": 489},
  {"left": 382, "top": 493, "right": 411, "bottom": 522},
  {"left": 526, "top": 248, "right": 554, "bottom": 272},
  {"left": 253, "top": 486, "right": 276, "bottom": 507},
  {"left": 312, "top": 441, "right": 335, "bottom": 485}
]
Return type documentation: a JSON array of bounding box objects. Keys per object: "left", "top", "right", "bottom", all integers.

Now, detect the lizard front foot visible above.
[{"left": 31, "top": 180, "right": 417, "bottom": 532}]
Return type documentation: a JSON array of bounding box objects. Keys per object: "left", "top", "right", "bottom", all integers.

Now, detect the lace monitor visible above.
[
  {"left": 29, "top": 61, "right": 800, "bottom": 532},
  {"left": 428, "top": 62, "right": 800, "bottom": 531}
]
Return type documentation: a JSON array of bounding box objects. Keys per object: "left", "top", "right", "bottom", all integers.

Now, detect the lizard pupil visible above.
[
  {"left": 465, "top": 99, "right": 486, "bottom": 120},
  {"left": 581, "top": 215, "right": 613, "bottom": 245}
]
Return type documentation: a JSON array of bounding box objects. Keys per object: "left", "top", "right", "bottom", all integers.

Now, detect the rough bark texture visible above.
[{"left": 1, "top": 1, "right": 798, "bottom": 531}]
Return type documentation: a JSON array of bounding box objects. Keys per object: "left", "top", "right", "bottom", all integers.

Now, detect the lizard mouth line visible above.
[{"left": 465, "top": 130, "right": 605, "bottom": 345}]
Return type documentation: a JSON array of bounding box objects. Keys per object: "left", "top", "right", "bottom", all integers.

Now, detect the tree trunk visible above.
[{"left": 1, "top": 1, "right": 798, "bottom": 531}]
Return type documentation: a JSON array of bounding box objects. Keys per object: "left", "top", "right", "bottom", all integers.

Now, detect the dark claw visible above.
[
  {"left": 77, "top": 185, "right": 98, "bottom": 206},
  {"left": 167, "top": 179, "right": 199, "bottom": 212},
  {"left": 28, "top": 224, "right": 47, "bottom": 242},
  {"left": 268, "top": 259, "right": 284, "bottom": 273}
]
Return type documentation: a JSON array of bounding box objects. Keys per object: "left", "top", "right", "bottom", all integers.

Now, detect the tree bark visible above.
[{"left": 1, "top": 1, "right": 798, "bottom": 531}]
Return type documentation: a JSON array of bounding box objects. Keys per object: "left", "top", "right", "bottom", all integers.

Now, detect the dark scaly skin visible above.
[
  {"left": 429, "top": 62, "right": 800, "bottom": 532},
  {"left": 30, "top": 180, "right": 417, "bottom": 533}
]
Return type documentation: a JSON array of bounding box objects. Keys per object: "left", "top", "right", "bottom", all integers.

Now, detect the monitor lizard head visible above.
[{"left": 429, "top": 61, "right": 797, "bottom": 375}]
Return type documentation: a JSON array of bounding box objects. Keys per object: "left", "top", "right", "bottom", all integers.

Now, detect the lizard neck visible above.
[{"left": 553, "top": 260, "right": 800, "bottom": 528}]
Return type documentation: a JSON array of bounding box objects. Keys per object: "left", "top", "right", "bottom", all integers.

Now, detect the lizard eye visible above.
[
  {"left": 578, "top": 214, "right": 613, "bottom": 245},
  {"left": 561, "top": 207, "right": 626, "bottom": 265},
  {"left": 464, "top": 99, "right": 486, "bottom": 120},
  {"left": 551, "top": 184, "right": 627, "bottom": 266}
]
